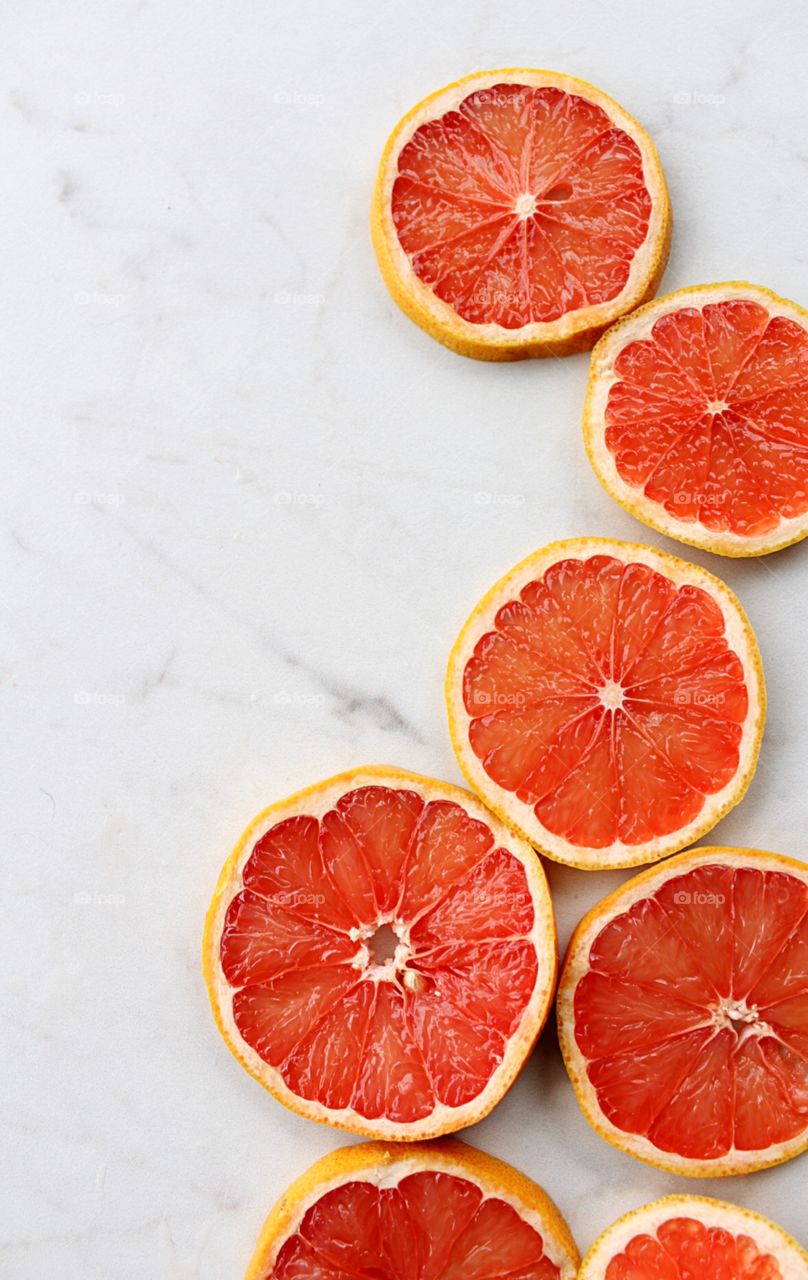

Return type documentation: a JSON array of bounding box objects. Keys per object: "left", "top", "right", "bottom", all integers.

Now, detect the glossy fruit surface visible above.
[
  {"left": 585, "top": 283, "right": 808, "bottom": 554},
  {"left": 372, "top": 70, "right": 671, "bottom": 359},
  {"left": 558, "top": 847, "right": 808, "bottom": 1174},
  {"left": 447, "top": 539, "right": 764, "bottom": 869},
  {"left": 204, "top": 767, "right": 557, "bottom": 1137}
]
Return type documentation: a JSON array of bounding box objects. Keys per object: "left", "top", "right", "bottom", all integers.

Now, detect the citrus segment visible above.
[
  {"left": 585, "top": 283, "right": 808, "bottom": 554},
  {"left": 203, "top": 767, "right": 557, "bottom": 1138},
  {"left": 372, "top": 70, "right": 671, "bottom": 359},
  {"left": 446, "top": 539, "right": 764, "bottom": 870},
  {"left": 245, "top": 1140, "right": 580, "bottom": 1280},
  {"left": 558, "top": 847, "right": 808, "bottom": 1175},
  {"left": 578, "top": 1197, "right": 807, "bottom": 1280}
]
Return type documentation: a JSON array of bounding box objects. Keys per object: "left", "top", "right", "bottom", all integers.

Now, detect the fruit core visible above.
[{"left": 598, "top": 679, "right": 624, "bottom": 710}]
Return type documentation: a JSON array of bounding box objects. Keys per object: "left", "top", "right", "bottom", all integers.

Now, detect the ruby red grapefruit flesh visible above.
[
  {"left": 391, "top": 85, "right": 651, "bottom": 327},
  {"left": 271, "top": 1170, "right": 563, "bottom": 1280},
  {"left": 605, "top": 1217, "right": 786, "bottom": 1280},
  {"left": 605, "top": 300, "right": 808, "bottom": 537},
  {"left": 574, "top": 862, "right": 808, "bottom": 1161},
  {"left": 462, "top": 555, "right": 749, "bottom": 849},
  {"left": 219, "top": 786, "right": 542, "bottom": 1124}
]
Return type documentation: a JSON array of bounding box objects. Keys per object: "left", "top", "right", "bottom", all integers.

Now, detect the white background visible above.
[{"left": 2, "top": 1, "right": 807, "bottom": 1274}]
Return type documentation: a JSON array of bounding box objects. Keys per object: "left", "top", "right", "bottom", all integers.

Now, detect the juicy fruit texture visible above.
[
  {"left": 560, "top": 851, "right": 808, "bottom": 1173},
  {"left": 247, "top": 1141, "right": 580, "bottom": 1280},
  {"left": 207, "top": 772, "right": 557, "bottom": 1137},
  {"left": 605, "top": 298, "right": 808, "bottom": 535},
  {"left": 392, "top": 84, "right": 651, "bottom": 328},
  {"left": 607, "top": 1217, "right": 783, "bottom": 1280},
  {"left": 271, "top": 1169, "right": 561, "bottom": 1280},
  {"left": 461, "top": 554, "right": 749, "bottom": 852},
  {"left": 578, "top": 1197, "right": 807, "bottom": 1280}
]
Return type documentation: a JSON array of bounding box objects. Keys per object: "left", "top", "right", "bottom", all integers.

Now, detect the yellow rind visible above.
[
  {"left": 583, "top": 281, "right": 808, "bottom": 555},
  {"left": 371, "top": 68, "right": 672, "bottom": 361},
  {"left": 445, "top": 538, "right": 766, "bottom": 870},
  {"left": 578, "top": 1194, "right": 808, "bottom": 1277},
  {"left": 557, "top": 846, "right": 808, "bottom": 1176},
  {"left": 245, "top": 1138, "right": 581, "bottom": 1280},
  {"left": 202, "top": 765, "right": 558, "bottom": 1140}
]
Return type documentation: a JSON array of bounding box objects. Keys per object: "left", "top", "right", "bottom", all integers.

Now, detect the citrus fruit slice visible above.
[
  {"left": 579, "top": 1196, "right": 807, "bottom": 1280},
  {"left": 584, "top": 283, "right": 808, "bottom": 555},
  {"left": 557, "top": 846, "right": 808, "bottom": 1176},
  {"left": 245, "top": 1139, "right": 580, "bottom": 1280},
  {"left": 446, "top": 539, "right": 764, "bottom": 871},
  {"left": 203, "top": 766, "right": 557, "bottom": 1139},
  {"left": 371, "top": 69, "right": 671, "bottom": 360}
]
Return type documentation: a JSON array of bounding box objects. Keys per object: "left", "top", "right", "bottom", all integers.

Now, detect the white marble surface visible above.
[{"left": 2, "top": 1, "right": 807, "bottom": 1274}]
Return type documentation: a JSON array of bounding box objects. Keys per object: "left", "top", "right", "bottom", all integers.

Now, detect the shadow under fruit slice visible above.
[
  {"left": 557, "top": 846, "right": 808, "bottom": 1176},
  {"left": 578, "top": 1196, "right": 808, "bottom": 1280},
  {"left": 446, "top": 538, "right": 764, "bottom": 870},
  {"left": 245, "top": 1139, "right": 580, "bottom": 1280},
  {"left": 585, "top": 283, "right": 808, "bottom": 555},
  {"left": 371, "top": 69, "right": 671, "bottom": 360},
  {"left": 203, "top": 766, "right": 557, "bottom": 1138}
]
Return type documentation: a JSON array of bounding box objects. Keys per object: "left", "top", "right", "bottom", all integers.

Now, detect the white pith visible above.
[
  {"left": 376, "top": 69, "right": 668, "bottom": 351},
  {"left": 579, "top": 1195, "right": 808, "bottom": 1279},
  {"left": 446, "top": 539, "right": 765, "bottom": 870},
  {"left": 205, "top": 766, "right": 558, "bottom": 1139},
  {"left": 558, "top": 847, "right": 808, "bottom": 1176},
  {"left": 253, "top": 1150, "right": 579, "bottom": 1280},
  {"left": 584, "top": 282, "right": 808, "bottom": 556}
]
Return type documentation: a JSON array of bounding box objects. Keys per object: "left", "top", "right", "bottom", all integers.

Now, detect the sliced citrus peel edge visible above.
[
  {"left": 244, "top": 1139, "right": 581, "bottom": 1280},
  {"left": 371, "top": 68, "right": 672, "bottom": 361},
  {"left": 557, "top": 845, "right": 808, "bottom": 1176},
  {"left": 445, "top": 538, "right": 766, "bottom": 870},
  {"left": 202, "top": 765, "right": 558, "bottom": 1139},
  {"left": 584, "top": 281, "right": 808, "bottom": 556}
]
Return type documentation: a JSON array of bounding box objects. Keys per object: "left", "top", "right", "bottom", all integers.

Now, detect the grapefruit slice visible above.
[
  {"left": 203, "top": 766, "right": 557, "bottom": 1139},
  {"left": 557, "top": 846, "right": 808, "bottom": 1176},
  {"left": 584, "top": 283, "right": 808, "bottom": 555},
  {"left": 372, "top": 69, "right": 671, "bottom": 360},
  {"left": 579, "top": 1196, "right": 807, "bottom": 1280},
  {"left": 446, "top": 539, "right": 764, "bottom": 871},
  {"left": 245, "top": 1139, "right": 580, "bottom": 1280}
]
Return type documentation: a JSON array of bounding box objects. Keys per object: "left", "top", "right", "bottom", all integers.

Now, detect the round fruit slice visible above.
[
  {"left": 446, "top": 539, "right": 764, "bottom": 871},
  {"left": 245, "top": 1139, "right": 580, "bottom": 1280},
  {"left": 579, "top": 1196, "right": 807, "bottom": 1280},
  {"left": 371, "top": 69, "right": 671, "bottom": 360},
  {"left": 203, "top": 766, "right": 557, "bottom": 1139},
  {"left": 584, "top": 283, "right": 808, "bottom": 555},
  {"left": 558, "top": 846, "right": 808, "bottom": 1176}
]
